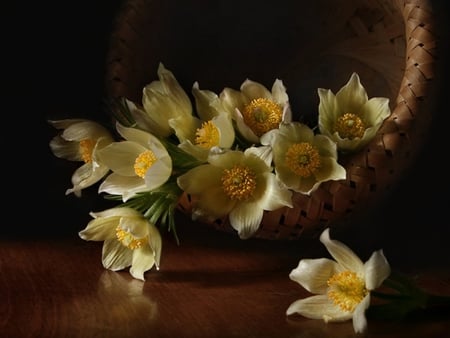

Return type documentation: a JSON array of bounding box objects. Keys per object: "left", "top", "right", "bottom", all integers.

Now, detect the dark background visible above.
[{"left": 8, "top": 1, "right": 450, "bottom": 268}]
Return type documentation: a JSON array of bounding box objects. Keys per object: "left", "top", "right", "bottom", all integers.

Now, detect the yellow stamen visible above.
[
  {"left": 195, "top": 121, "right": 220, "bottom": 149},
  {"left": 242, "top": 98, "right": 282, "bottom": 136},
  {"left": 327, "top": 271, "right": 368, "bottom": 312},
  {"left": 334, "top": 113, "right": 365, "bottom": 139},
  {"left": 79, "top": 139, "right": 95, "bottom": 163},
  {"left": 285, "top": 142, "right": 321, "bottom": 177},
  {"left": 116, "top": 225, "right": 147, "bottom": 250},
  {"left": 221, "top": 164, "right": 257, "bottom": 201},
  {"left": 134, "top": 150, "right": 157, "bottom": 178}
]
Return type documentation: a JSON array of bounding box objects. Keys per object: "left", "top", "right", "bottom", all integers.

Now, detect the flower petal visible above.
[
  {"left": 352, "top": 294, "right": 370, "bottom": 334},
  {"left": 320, "top": 229, "right": 364, "bottom": 274},
  {"left": 102, "top": 238, "right": 132, "bottom": 271},
  {"left": 228, "top": 201, "right": 264, "bottom": 239},
  {"left": 364, "top": 249, "right": 391, "bottom": 290},
  {"left": 130, "top": 245, "right": 156, "bottom": 281},
  {"left": 289, "top": 258, "right": 340, "bottom": 294},
  {"left": 335, "top": 72, "right": 368, "bottom": 113},
  {"left": 286, "top": 294, "right": 351, "bottom": 322}
]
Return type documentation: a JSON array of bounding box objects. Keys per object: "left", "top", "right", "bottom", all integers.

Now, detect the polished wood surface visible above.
[
  {"left": 1, "top": 219, "right": 450, "bottom": 338},
  {"left": 7, "top": 1, "right": 450, "bottom": 337}
]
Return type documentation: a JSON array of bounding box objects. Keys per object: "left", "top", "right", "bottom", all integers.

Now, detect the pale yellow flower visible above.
[
  {"left": 48, "top": 119, "right": 114, "bottom": 197},
  {"left": 79, "top": 207, "right": 162, "bottom": 281},
  {"left": 97, "top": 123, "right": 172, "bottom": 202},
  {"left": 286, "top": 228, "right": 391, "bottom": 334},
  {"left": 177, "top": 148, "right": 293, "bottom": 239},
  {"left": 219, "top": 78, "right": 292, "bottom": 144},
  {"left": 128, "top": 63, "right": 197, "bottom": 142},
  {"left": 261, "top": 122, "right": 346, "bottom": 195},
  {"left": 318, "top": 72, "right": 391, "bottom": 153}
]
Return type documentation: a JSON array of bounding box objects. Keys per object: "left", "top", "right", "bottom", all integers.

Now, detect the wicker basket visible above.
[{"left": 105, "top": 0, "right": 438, "bottom": 240}]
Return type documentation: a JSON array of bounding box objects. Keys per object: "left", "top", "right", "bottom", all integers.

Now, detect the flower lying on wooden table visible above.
[
  {"left": 286, "top": 228, "right": 450, "bottom": 334},
  {"left": 49, "top": 63, "right": 391, "bottom": 280}
]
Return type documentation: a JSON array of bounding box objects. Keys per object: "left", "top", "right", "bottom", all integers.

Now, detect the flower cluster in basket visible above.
[
  {"left": 49, "top": 63, "right": 391, "bottom": 280},
  {"left": 49, "top": 63, "right": 450, "bottom": 334}
]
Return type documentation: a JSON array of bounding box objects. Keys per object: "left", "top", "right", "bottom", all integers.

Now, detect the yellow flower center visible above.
[
  {"left": 327, "top": 271, "right": 368, "bottom": 312},
  {"left": 116, "top": 225, "right": 147, "bottom": 250},
  {"left": 221, "top": 164, "right": 257, "bottom": 201},
  {"left": 134, "top": 150, "right": 157, "bottom": 178},
  {"left": 242, "top": 98, "right": 283, "bottom": 136},
  {"left": 285, "top": 142, "right": 321, "bottom": 177},
  {"left": 334, "top": 113, "right": 366, "bottom": 139},
  {"left": 79, "top": 139, "right": 95, "bottom": 163},
  {"left": 195, "top": 121, "right": 220, "bottom": 149}
]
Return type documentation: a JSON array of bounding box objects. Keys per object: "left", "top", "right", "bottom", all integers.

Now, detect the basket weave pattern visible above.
[{"left": 105, "top": 0, "right": 438, "bottom": 240}]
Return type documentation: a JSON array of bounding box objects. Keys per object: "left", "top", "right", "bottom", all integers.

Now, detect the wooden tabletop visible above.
[
  {"left": 7, "top": 1, "right": 450, "bottom": 337},
  {"left": 1, "top": 215, "right": 449, "bottom": 338}
]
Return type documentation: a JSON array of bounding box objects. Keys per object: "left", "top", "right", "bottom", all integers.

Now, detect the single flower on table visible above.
[
  {"left": 79, "top": 206, "right": 162, "bottom": 281},
  {"left": 286, "top": 228, "right": 391, "bottom": 334}
]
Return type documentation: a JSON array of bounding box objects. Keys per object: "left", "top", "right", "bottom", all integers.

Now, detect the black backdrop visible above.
[{"left": 9, "top": 1, "right": 450, "bottom": 268}]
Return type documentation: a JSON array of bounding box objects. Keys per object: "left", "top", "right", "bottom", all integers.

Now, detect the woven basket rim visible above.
[{"left": 104, "top": 0, "right": 439, "bottom": 240}]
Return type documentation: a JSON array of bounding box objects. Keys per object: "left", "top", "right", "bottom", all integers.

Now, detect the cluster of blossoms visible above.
[
  {"left": 49, "top": 63, "right": 391, "bottom": 280},
  {"left": 49, "top": 63, "right": 450, "bottom": 334}
]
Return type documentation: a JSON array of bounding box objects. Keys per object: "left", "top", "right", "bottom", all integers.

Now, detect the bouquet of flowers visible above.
[
  {"left": 49, "top": 63, "right": 450, "bottom": 335},
  {"left": 49, "top": 63, "right": 391, "bottom": 281}
]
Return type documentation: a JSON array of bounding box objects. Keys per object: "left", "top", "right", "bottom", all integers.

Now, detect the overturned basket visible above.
[{"left": 105, "top": 0, "right": 438, "bottom": 240}]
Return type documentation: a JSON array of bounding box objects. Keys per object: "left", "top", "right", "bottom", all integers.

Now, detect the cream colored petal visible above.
[
  {"left": 195, "top": 185, "right": 235, "bottom": 220},
  {"left": 66, "top": 162, "right": 110, "bottom": 196},
  {"left": 229, "top": 201, "right": 264, "bottom": 239},
  {"left": 232, "top": 108, "right": 260, "bottom": 144},
  {"left": 61, "top": 121, "right": 112, "bottom": 141},
  {"left": 286, "top": 295, "right": 351, "bottom": 322},
  {"left": 258, "top": 173, "right": 293, "bottom": 210},
  {"left": 177, "top": 165, "right": 223, "bottom": 194},
  {"left": 317, "top": 88, "right": 338, "bottom": 135},
  {"left": 48, "top": 118, "right": 89, "bottom": 130},
  {"left": 168, "top": 114, "right": 200, "bottom": 143},
  {"left": 271, "top": 79, "right": 289, "bottom": 105},
  {"left": 364, "top": 249, "right": 391, "bottom": 290},
  {"left": 192, "top": 82, "right": 224, "bottom": 121},
  {"left": 90, "top": 207, "right": 142, "bottom": 219},
  {"left": 157, "top": 63, "right": 192, "bottom": 113},
  {"left": 313, "top": 134, "right": 338, "bottom": 159},
  {"left": 320, "top": 228, "right": 364, "bottom": 274},
  {"left": 352, "top": 295, "right": 370, "bottom": 334},
  {"left": 219, "top": 87, "right": 247, "bottom": 115},
  {"left": 143, "top": 157, "right": 172, "bottom": 191},
  {"left": 49, "top": 136, "right": 83, "bottom": 161},
  {"left": 335, "top": 72, "right": 368, "bottom": 113},
  {"left": 98, "top": 173, "right": 147, "bottom": 201},
  {"left": 289, "top": 258, "right": 340, "bottom": 294},
  {"left": 213, "top": 113, "right": 235, "bottom": 148},
  {"left": 363, "top": 97, "right": 391, "bottom": 125},
  {"left": 97, "top": 141, "right": 143, "bottom": 176},
  {"left": 240, "top": 79, "right": 271, "bottom": 99},
  {"left": 178, "top": 140, "right": 210, "bottom": 162},
  {"left": 130, "top": 245, "right": 155, "bottom": 281},
  {"left": 78, "top": 216, "right": 118, "bottom": 241},
  {"left": 281, "top": 121, "right": 315, "bottom": 143},
  {"left": 147, "top": 223, "right": 162, "bottom": 269},
  {"left": 314, "top": 157, "right": 347, "bottom": 183},
  {"left": 102, "top": 238, "right": 132, "bottom": 271}
]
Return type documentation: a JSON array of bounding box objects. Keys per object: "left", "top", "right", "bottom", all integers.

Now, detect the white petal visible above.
[
  {"left": 229, "top": 202, "right": 264, "bottom": 239},
  {"left": 130, "top": 245, "right": 156, "bottom": 281},
  {"left": 320, "top": 229, "right": 364, "bottom": 274},
  {"left": 289, "top": 258, "right": 340, "bottom": 294},
  {"left": 286, "top": 295, "right": 351, "bottom": 322},
  {"left": 335, "top": 72, "right": 368, "bottom": 113},
  {"left": 102, "top": 239, "right": 132, "bottom": 271},
  {"left": 364, "top": 249, "right": 391, "bottom": 290},
  {"left": 352, "top": 294, "right": 370, "bottom": 334}
]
